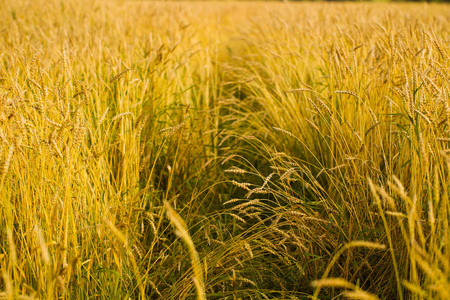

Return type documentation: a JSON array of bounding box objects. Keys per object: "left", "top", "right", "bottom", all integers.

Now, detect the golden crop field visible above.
[{"left": 0, "top": 0, "right": 449, "bottom": 299}]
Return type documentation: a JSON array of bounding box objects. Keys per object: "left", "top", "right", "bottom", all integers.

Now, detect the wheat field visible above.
[{"left": 0, "top": 0, "right": 449, "bottom": 299}]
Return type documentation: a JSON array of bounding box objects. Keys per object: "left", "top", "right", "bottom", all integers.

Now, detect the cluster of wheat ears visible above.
[{"left": 0, "top": 0, "right": 449, "bottom": 299}]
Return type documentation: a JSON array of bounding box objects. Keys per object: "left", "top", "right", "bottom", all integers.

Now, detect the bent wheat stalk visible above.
[{"left": 165, "top": 201, "right": 206, "bottom": 300}]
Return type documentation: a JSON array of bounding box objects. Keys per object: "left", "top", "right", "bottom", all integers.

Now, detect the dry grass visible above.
[{"left": 0, "top": 0, "right": 449, "bottom": 299}]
